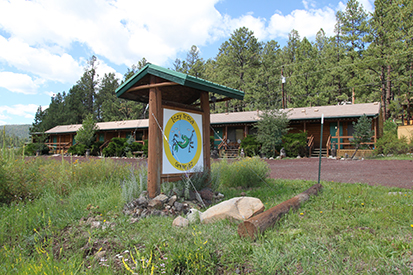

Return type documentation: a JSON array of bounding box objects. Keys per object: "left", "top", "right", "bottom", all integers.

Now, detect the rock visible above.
[
  {"left": 135, "top": 197, "right": 148, "bottom": 207},
  {"left": 139, "top": 191, "right": 148, "bottom": 199},
  {"left": 172, "top": 216, "right": 189, "bottom": 228},
  {"left": 187, "top": 197, "right": 265, "bottom": 224},
  {"left": 148, "top": 199, "right": 163, "bottom": 210},
  {"left": 280, "top": 147, "right": 286, "bottom": 159},
  {"left": 214, "top": 193, "right": 224, "bottom": 200},
  {"left": 167, "top": 195, "right": 177, "bottom": 206},
  {"left": 173, "top": 201, "right": 184, "bottom": 212},
  {"left": 199, "top": 188, "right": 214, "bottom": 201},
  {"left": 153, "top": 194, "right": 169, "bottom": 203},
  {"left": 140, "top": 209, "right": 149, "bottom": 218},
  {"left": 133, "top": 208, "right": 143, "bottom": 217},
  {"left": 91, "top": 221, "right": 101, "bottom": 229}
]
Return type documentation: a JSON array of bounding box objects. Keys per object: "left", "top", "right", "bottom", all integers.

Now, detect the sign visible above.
[{"left": 162, "top": 109, "right": 203, "bottom": 174}]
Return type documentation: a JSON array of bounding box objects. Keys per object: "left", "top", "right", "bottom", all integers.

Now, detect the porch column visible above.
[{"left": 337, "top": 121, "right": 340, "bottom": 149}]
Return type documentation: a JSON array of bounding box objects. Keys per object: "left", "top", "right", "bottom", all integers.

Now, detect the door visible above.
[
  {"left": 329, "top": 122, "right": 343, "bottom": 149},
  {"left": 212, "top": 127, "right": 223, "bottom": 149}
]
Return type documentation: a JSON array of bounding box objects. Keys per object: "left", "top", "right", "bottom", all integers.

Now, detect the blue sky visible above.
[{"left": 0, "top": 0, "right": 374, "bottom": 125}]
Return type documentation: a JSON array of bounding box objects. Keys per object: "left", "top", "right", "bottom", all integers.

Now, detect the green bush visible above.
[
  {"left": 24, "top": 142, "right": 49, "bottom": 156},
  {"left": 143, "top": 139, "right": 148, "bottom": 156},
  {"left": 102, "top": 138, "right": 144, "bottom": 157},
  {"left": 374, "top": 134, "right": 410, "bottom": 155},
  {"left": 213, "top": 157, "right": 270, "bottom": 189},
  {"left": 374, "top": 119, "right": 412, "bottom": 155},
  {"left": 67, "top": 144, "right": 87, "bottom": 156},
  {"left": 282, "top": 131, "right": 308, "bottom": 157},
  {"left": 240, "top": 135, "right": 260, "bottom": 156},
  {"left": 103, "top": 138, "right": 127, "bottom": 157},
  {"left": 90, "top": 141, "right": 104, "bottom": 156}
]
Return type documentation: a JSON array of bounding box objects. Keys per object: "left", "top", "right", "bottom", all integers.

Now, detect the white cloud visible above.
[
  {"left": 0, "top": 72, "right": 40, "bottom": 94},
  {"left": 225, "top": 14, "right": 268, "bottom": 40},
  {"left": 96, "top": 61, "right": 123, "bottom": 82},
  {"left": 0, "top": 104, "right": 39, "bottom": 121},
  {"left": 267, "top": 7, "right": 336, "bottom": 40},
  {"left": 0, "top": 0, "right": 223, "bottom": 67},
  {"left": 0, "top": 36, "right": 83, "bottom": 83}
]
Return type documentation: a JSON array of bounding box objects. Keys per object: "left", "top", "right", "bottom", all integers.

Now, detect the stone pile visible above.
[{"left": 122, "top": 189, "right": 224, "bottom": 220}]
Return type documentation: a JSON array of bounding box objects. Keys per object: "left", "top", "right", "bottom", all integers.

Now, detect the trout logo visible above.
[{"left": 163, "top": 111, "right": 202, "bottom": 171}]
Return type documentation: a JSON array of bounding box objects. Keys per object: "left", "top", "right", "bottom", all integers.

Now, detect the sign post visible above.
[{"left": 318, "top": 114, "right": 324, "bottom": 184}]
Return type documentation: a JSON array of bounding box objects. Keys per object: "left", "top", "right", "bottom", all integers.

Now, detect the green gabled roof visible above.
[{"left": 115, "top": 64, "right": 244, "bottom": 100}]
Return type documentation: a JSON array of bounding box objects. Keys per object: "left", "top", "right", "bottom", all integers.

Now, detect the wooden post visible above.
[
  {"left": 238, "top": 184, "right": 323, "bottom": 240},
  {"left": 337, "top": 121, "right": 340, "bottom": 150},
  {"left": 147, "top": 75, "right": 162, "bottom": 198},
  {"left": 200, "top": 91, "right": 211, "bottom": 172}
]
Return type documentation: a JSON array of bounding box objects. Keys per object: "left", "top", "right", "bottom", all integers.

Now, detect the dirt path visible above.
[
  {"left": 266, "top": 158, "right": 413, "bottom": 189},
  {"left": 44, "top": 156, "right": 413, "bottom": 189}
]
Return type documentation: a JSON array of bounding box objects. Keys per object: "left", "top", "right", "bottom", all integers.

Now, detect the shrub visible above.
[
  {"left": 143, "top": 139, "right": 148, "bottom": 156},
  {"left": 282, "top": 132, "right": 307, "bottom": 157},
  {"left": 67, "top": 144, "right": 87, "bottom": 156},
  {"left": 24, "top": 142, "right": 49, "bottom": 156},
  {"left": 90, "top": 141, "right": 104, "bottom": 156},
  {"left": 121, "top": 166, "right": 147, "bottom": 203},
  {"left": 240, "top": 135, "right": 260, "bottom": 156},
  {"left": 374, "top": 119, "right": 412, "bottom": 155},
  {"left": 214, "top": 157, "right": 270, "bottom": 188},
  {"left": 374, "top": 135, "right": 410, "bottom": 155},
  {"left": 102, "top": 138, "right": 127, "bottom": 157}
]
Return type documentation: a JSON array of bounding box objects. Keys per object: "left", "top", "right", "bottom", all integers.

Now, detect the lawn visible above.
[{"left": 1, "top": 152, "right": 412, "bottom": 274}]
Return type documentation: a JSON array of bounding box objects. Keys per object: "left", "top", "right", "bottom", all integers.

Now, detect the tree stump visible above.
[{"left": 237, "top": 183, "right": 323, "bottom": 240}]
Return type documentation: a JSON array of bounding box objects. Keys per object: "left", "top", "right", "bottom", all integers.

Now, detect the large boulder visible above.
[{"left": 187, "top": 197, "right": 265, "bottom": 224}]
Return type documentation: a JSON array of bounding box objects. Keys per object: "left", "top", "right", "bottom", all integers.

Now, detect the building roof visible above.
[
  {"left": 45, "top": 119, "right": 149, "bottom": 134},
  {"left": 116, "top": 64, "right": 245, "bottom": 104},
  {"left": 45, "top": 103, "right": 380, "bottom": 134}
]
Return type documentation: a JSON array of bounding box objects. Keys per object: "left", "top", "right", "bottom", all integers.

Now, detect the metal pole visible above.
[{"left": 318, "top": 114, "right": 324, "bottom": 184}]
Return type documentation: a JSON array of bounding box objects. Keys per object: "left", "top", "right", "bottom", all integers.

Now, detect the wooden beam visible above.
[
  {"left": 147, "top": 75, "right": 163, "bottom": 198},
  {"left": 201, "top": 91, "right": 211, "bottom": 172},
  {"left": 162, "top": 100, "right": 202, "bottom": 113},
  {"left": 127, "top": 82, "right": 179, "bottom": 93},
  {"left": 238, "top": 184, "right": 323, "bottom": 240},
  {"left": 193, "top": 96, "right": 232, "bottom": 106}
]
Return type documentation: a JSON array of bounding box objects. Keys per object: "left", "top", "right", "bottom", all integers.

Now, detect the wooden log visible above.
[{"left": 237, "top": 184, "right": 323, "bottom": 240}]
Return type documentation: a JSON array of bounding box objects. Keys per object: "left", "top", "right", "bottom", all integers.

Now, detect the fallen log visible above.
[{"left": 237, "top": 183, "right": 323, "bottom": 240}]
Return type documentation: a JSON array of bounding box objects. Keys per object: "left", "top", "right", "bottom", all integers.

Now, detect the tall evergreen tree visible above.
[
  {"left": 215, "top": 27, "right": 262, "bottom": 111},
  {"left": 255, "top": 40, "right": 282, "bottom": 109},
  {"left": 336, "top": 0, "right": 369, "bottom": 103},
  {"left": 77, "top": 56, "right": 99, "bottom": 117}
]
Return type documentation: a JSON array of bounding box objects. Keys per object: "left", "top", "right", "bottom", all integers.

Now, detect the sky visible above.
[{"left": 0, "top": 0, "right": 374, "bottom": 126}]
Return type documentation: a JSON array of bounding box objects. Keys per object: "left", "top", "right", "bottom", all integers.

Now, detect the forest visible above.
[{"left": 31, "top": 0, "right": 413, "bottom": 133}]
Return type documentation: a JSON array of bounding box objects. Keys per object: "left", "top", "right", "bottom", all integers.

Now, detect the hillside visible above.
[{"left": 0, "top": 124, "right": 31, "bottom": 140}]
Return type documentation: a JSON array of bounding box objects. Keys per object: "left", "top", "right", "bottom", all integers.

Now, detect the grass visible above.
[
  {"left": 368, "top": 153, "right": 413, "bottom": 161},
  {"left": 0, "top": 152, "right": 412, "bottom": 274}
]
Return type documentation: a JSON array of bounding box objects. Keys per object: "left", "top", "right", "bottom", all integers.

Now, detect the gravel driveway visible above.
[{"left": 266, "top": 158, "right": 413, "bottom": 189}]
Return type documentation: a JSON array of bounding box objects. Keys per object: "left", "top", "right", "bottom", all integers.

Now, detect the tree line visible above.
[{"left": 31, "top": 0, "right": 413, "bottom": 134}]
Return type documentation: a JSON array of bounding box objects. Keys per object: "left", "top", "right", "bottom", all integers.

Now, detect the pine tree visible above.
[
  {"left": 256, "top": 109, "right": 290, "bottom": 158},
  {"left": 215, "top": 27, "right": 262, "bottom": 111},
  {"left": 351, "top": 114, "right": 374, "bottom": 158}
]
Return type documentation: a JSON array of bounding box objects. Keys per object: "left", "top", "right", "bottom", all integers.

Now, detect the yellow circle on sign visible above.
[{"left": 163, "top": 112, "right": 202, "bottom": 171}]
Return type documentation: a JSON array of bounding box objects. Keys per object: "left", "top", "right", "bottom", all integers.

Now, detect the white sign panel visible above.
[{"left": 162, "top": 108, "right": 204, "bottom": 174}]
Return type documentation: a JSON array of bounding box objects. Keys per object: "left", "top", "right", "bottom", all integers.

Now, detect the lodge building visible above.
[{"left": 43, "top": 102, "right": 382, "bottom": 158}]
